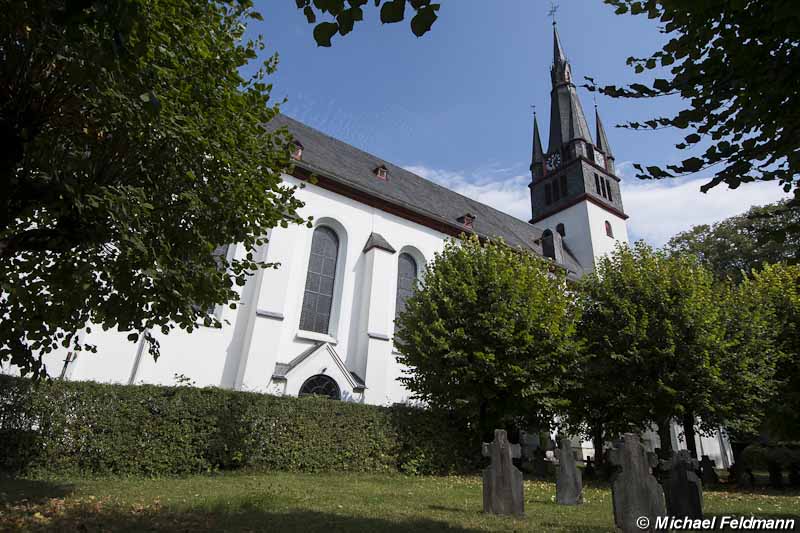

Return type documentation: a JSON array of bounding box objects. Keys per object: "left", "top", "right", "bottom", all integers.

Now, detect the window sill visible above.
[{"left": 296, "top": 330, "right": 338, "bottom": 345}]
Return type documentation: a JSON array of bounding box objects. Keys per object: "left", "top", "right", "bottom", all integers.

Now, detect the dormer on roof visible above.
[
  {"left": 374, "top": 164, "right": 389, "bottom": 180},
  {"left": 457, "top": 213, "right": 477, "bottom": 230},
  {"left": 291, "top": 140, "right": 304, "bottom": 161}
]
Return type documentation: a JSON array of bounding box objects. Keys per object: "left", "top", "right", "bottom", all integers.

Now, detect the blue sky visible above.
[{"left": 248, "top": 1, "right": 788, "bottom": 246}]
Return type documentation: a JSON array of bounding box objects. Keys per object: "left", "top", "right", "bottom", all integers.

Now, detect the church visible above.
[{"left": 20, "top": 26, "right": 732, "bottom": 466}]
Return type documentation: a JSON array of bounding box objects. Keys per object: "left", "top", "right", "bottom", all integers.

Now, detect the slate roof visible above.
[{"left": 267, "top": 114, "right": 584, "bottom": 276}]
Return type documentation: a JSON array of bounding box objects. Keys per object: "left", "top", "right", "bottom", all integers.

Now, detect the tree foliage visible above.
[
  {"left": 1, "top": 0, "right": 308, "bottom": 377},
  {"left": 295, "top": 0, "right": 440, "bottom": 47},
  {"left": 666, "top": 200, "right": 800, "bottom": 283},
  {"left": 592, "top": 0, "right": 800, "bottom": 199},
  {"left": 570, "top": 242, "right": 773, "bottom": 451},
  {"left": 713, "top": 270, "right": 783, "bottom": 440},
  {"left": 394, "top": 235, "right": 581, "bottom": 438},
  {"left": 743, "top": 263, "right": 800, "bottom": 440}
]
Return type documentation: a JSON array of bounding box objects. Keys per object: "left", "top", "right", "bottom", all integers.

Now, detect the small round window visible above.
[{"left": 299, "top": 374, "right": 340, "bottom": 400}]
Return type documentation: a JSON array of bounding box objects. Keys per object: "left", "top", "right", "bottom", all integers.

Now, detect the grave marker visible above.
[
  {"left": 482, "top": 429, "right": 524, "bottom": 516},
  {"left": 609, "top": 433, "right": 667, "bottom": 533}
]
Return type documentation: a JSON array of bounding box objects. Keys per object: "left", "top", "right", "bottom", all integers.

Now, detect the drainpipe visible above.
[{"left": 127, "top": 331, "right": 150, "bottom": 385}]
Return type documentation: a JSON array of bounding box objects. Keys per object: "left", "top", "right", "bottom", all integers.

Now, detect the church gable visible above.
[{"left": 269, "top": 342, "right": 365, "bottom": 402}]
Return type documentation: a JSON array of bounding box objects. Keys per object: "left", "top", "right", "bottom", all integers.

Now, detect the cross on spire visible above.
[{"left": 548, "top": 2, "right": 559, "bottom": 25}]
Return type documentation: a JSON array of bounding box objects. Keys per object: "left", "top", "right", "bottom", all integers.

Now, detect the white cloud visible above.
[
  {"left": 622, "top": 178, "right": 789, "bottom": 247},
  {"left": 403, "top": 165, "right": 533, "bottom": 222},
  {"left": 404, "top": 162, "right": 791, "bottom": 248},
  {"left": 616, "top": 160, "right": 791, "bottom": 246}
]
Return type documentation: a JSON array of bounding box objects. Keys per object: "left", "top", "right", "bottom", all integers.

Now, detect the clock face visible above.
[
  {"left": 594, "top": 151, "right": 606, "bottom": 167},
  {"left": 546, "top": 152, "right": 561, "bottom": 171}
]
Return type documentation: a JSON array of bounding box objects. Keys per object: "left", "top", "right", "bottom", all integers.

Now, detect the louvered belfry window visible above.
[{"left": 300, "top": 226, "right": 339, "bottom": 334}]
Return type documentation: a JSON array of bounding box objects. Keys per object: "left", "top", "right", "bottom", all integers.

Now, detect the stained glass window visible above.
[
  {"left": 395, "top": 253, "right": 418, "bottom": 323},
  {"left": 299, "top": 226, "right": 339, "bottom": 334}
]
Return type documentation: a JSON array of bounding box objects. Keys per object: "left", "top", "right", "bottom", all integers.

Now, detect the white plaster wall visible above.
[
  {"left": 536, "top": 202, "right": 595, "bottom": 270},
  {"left": 225, "top": 174, "right": 449, "bottom": 404},
  {"left": 536, "top": 201, "right": 629, "bottom": 272},
  {"left": 585, "top": 202, "right": 629, "bottom": 261}
]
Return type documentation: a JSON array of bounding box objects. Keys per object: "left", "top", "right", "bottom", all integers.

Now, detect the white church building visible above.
[{"left": 13, "top": 27, "right": 732, "bottom": 467}]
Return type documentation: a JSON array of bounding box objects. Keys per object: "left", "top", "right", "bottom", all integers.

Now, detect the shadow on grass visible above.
[
  {"left": 0, "top": 478, "right": 74, "bottom": 505},
  {"left": 5, "top": 506, "right": 493, "bottom": 532},
  {"left": 427, "top": 504, "right": 472, "bottom": 513}
]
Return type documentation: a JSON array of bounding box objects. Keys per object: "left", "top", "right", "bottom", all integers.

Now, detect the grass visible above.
[{"left": 1, "top": 472, "right": 799, "bottom": 532}]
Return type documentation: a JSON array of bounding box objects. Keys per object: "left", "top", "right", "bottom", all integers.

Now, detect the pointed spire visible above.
[
  {"left": 546, "top": 22, "right": 591, "bottom": 152},
  {"left": 553, "top": 24, "right": 567, "bottom": 67},
  {"left": 595, "top": 106, "right": 614, "bottom": 159},
  {"left": 532, "top": 112, "right": 544, "bottom": 166}
]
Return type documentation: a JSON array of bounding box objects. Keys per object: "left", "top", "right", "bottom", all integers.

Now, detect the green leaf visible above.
[
  {"left": 410, "top": 4, "right": 438, "bottom": 36},
  {"left": 380, "top": 0, "right": 406, "bottom": 23},
  {"left": 681, "top": 157, "right": 704, "bottom": 173},
  {"left": 313, "top": 22, "right": 339, "bottom": 46}
]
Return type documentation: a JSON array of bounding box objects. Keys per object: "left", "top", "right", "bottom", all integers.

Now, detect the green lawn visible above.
[{"left": 1, "top": 472, "right": 798, "bottom": 532}]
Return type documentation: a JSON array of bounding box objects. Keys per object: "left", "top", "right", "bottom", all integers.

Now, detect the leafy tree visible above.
[
  {"left": 573, "top": 242, "right": 733, "bottom": 457},
  {"left": 666, "top": 200, "right": 800, "bottom": 283},
  {"left": 712, "top": 271, "right": 783, "bottom": 444},
  {"left": 294, "top": 0, "right": 441, "bottom": 47},
  {"left": 394, "top": 235, "right": 581, "bottom": 440},
  {"left": 592, "top": 0, "right": 799, "bottom": 199},
  {"left": 1, "top": 0, "right": 308, "bottom": 378},
  {"left": 744, "top": 264, "right": 800, "bottom": 441}
]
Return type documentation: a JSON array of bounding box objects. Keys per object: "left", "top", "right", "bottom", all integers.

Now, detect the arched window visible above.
[
  {"left": 300, "top": 226, "right": 339, "bottom": 334},
  {"left": 556, "top": 223, "right": 565, "bottom": 237},
  {"left": 299, "top": 374, "right": 340, "bottom": 400},
  {"left": 395, "top": 253, "right": 418, "bottom": 322},
  {"left": 605, "top": 220, "right": 614, "bottom": 238}
]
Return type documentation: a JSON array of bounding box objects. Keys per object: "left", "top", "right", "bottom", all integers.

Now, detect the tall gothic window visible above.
[
  {"left": 560, "top": 175, "right": 568, "bottom": 197},
  {"left": 605, "top": 179, "right": 613, "bottom": 203},
  {"left": 299, "top": 226, "right": 339, "bottom": 334},
  {"left": 594, "top": 173, "right": 601, "bottom": 195},
  {"left": 605, "top": 220, "right": 614, "bottom": 238},
  {"left": 395, "top": 253, "right": 418, "bottom": 323},
  {"left": 299, "top": 374, "right": 340, "bottom": 400},
  {"left": 545, "top": 183, "right": 552, "bottom": 205}
]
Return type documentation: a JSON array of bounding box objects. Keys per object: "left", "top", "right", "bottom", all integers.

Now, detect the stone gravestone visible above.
[
  {"left": 609, "top": 433, "right": 667, "bottom": 533},
  {"left": 555, "top": 438, "right": 583, "bottom": 505},
  {"left": 699, "top": 455, "right": 719, "bottom": 486},
  {"left": 482, "top": 429, "right": 524, "bottom": 516},
  {"left": 531, "top": 447, "right": 549, "bottom": 478},
  {"left": 663, "top": 450, "right": 703, "bottom": 519}
]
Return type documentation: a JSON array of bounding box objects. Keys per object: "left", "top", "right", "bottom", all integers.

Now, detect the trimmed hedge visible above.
[{"left": 0, "top": 375, "right": 481, "bottom": 477}]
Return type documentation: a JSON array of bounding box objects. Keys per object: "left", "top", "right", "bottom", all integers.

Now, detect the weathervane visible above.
[
  {"left": 531, "top": 104, "right": 537, "bottom": 116},
  {"left": 548, "top": 2, "right": 559, "bottom": 25}
]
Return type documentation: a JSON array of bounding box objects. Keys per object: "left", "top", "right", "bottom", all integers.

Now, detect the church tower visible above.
[{"left": 529, "top": 24, "right": 629, "bottom": 272}]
